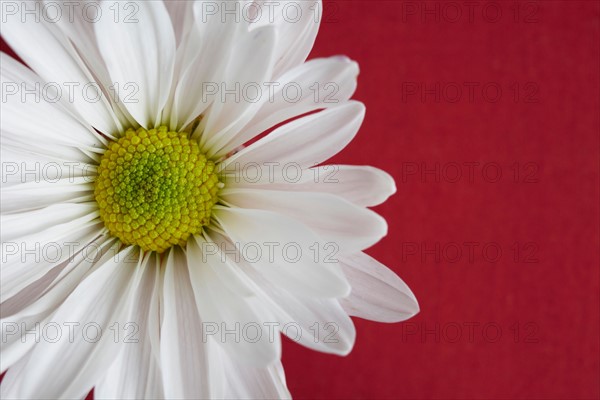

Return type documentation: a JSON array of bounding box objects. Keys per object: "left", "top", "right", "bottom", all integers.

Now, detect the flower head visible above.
[{"left": 0, "top": 1, "right": 418, "bottom": 398}]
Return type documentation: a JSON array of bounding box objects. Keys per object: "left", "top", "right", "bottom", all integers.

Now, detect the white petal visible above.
[
  {"left": 307, "top": 165, "right": 397, "bottom": 207},
  {"left": 195, "top": 233, "right": 256, "bottom": 298},
  {"left": 1, "top": 237, "right": 114, "bottom": 319},
  {"left": 0, "top": 238, "right": 115, "bottom": 373},
  {"left": 227, "top": 257, "right": 356, "bottom": 356},
  {"left": 0, "top": 348, "right": 32, "bottom": 397},
  {"left": 201, "top": 231, "right": 356, "bottom": 356},
  {"left": 199, "top": 25, "right": 278, "bottom": 156},
  {"left": 0, "top": 177, "right": 94, "bottom": 213},
  {"left": 95, "top": 253, "right": 163, "bottom": 399},
  {"left": 217, "top": 349, "right": 291, "bottom": 399},
  {"left": 213, "top": 207, "right": 350, "bottom": 298},
  {"left": 0, "top": 263, "right": 63, "bottom": 319},
  {"left": 225, "top": 164, "right": 397, "bottom": 207},
  {"left": 1, "top": 313, "right": 47, "bottom": 374},
  {"left": 0, "top": 235, "right": 113, "bottom": 320},
  {"left": 1, "top": 10, "right": 120, "bottom": 133},
  {"left": 1, "top": 145, "right": 96, "bottom": 187},
  {"left": 43, "top": 0, "right": 136, "bottom": 129},
  {"left": 221, "top": 101, "right": 365, "bottom": 171},
  {"left": 1, "top": 202, "right": 97, "bottom": 242},
  {"left": 0, "top": 53, "right": 106, "bottom": 151},
  {"left": 220, "top": 188, "right": 387, "bottom": 252},
  {"left": 3, "top": 246, "right": 139, "bottom": 399},
  {"left": 277, "top": 297, "right": 356, "bottom": 356},
  {"left": 95, "top": 1, "right": 176, "bottom": 128},
  {"left": 1, "top": 216, "right": 102, "bottom": 301},
  {"left": 165, "top": 3, "right": 242, "bottom": 130},
  {"left": 218, "top": 56, "right": 359, "bottom": 156},
  {"left": 255, "top": 0, "right": 322, "bottom": 78},
  {"left": 165, "top": 0, "right": 195, "bottom": 46},
  {"left": 339, "top": 252, "right": 420, "bottom": 322},
  {"left": 43, "top": 0, "right": 111, "bottom": 82},
  {"left": 160, "top": 248, "right": 211, "bottom": 399},
  {"left": 186, "top": 235, "right": 280, "bottom": 366}
]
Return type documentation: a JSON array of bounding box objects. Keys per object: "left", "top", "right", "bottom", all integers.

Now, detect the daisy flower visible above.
[{"left": 0, "top": 0, "right": 419, "bottom": 398}]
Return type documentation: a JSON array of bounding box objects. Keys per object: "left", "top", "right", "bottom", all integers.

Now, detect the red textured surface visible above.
[
  {"left": 283, "top": 1, "right": 600, "bottom": 399},
  {"left": 2, "top": 1, "right": 599, "bottom": 399}
]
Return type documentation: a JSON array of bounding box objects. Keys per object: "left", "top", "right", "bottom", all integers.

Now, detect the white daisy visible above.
[{"left": 0, "top": 0, "right": 419, "bottom": 398}]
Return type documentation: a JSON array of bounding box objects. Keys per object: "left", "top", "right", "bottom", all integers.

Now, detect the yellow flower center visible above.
[{"left": 94, "top": 126, "right": 220, "bottom": 253}]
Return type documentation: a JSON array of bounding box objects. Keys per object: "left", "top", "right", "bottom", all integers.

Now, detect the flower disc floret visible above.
[{"left": 95, "top": 126, "right": 220, "bottom": 252}]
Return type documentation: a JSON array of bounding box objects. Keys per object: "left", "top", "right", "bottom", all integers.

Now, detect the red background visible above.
[
  {"left": 285, "top": 1, "right": 600, "bottom": 399},
  {"left": 2, "top": 1, "right": 599, "bottom": 399}
]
